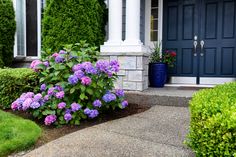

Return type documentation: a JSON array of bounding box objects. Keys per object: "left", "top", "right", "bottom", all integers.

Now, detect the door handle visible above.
[
  {"left": 193, "top": 40, "right": 198, "bottom": 56},
  {"left": 200, "top": 40, "right": 204, "bottom": 56}
]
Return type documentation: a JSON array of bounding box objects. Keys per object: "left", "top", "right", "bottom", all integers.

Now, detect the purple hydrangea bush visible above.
[{"left": 11, "top": 43, "right": 128, "bottom": 126}]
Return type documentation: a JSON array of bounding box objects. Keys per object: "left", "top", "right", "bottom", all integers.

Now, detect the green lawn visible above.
[{"left": 0, "top": 110, "right": 41, "bottom": 156}]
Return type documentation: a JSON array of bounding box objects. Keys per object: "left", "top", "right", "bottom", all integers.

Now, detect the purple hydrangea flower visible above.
[
  {"left": 110, "top": 60, "right": 120, "bottom": 73},
  {"left": 68, "top": 75, "right": 79, "bottom": 85},
  {"left": 65, "top": 109, "right": 72, "bottom": 114},
  {"left": 44, "top": 95, "right": 50, "bottom": 102},
  {"left": 121, "top": 100, "right": 128, "bottom": 109},
  {"left": 93, "top": 100, "right": 102, "bottom": 108},
  {"left": 74, "top": 70, "right": 84, "bottom": 79},
  {"left": 11, "top": 101, "right": 20, "bottom": 111},
  {"left": 82, "top": 62, "right": 97, "bottom": 74},
  {"left": 81, "top": 76, "right": 92, "bottom": 85},
  {"left": 59, "top": 50, "right": 67, "bottom": 54},
  {"left": 102, "top": 93, "right": 117, "bottom": 103},
  {"left": 47, "top": 87, "right": 55, "bottom": 96},
  {"left": 34, "top": 93, "right": 42, "bottom": 101},
  {"left": 55, "top": 91, "right": 65, "bottom": 99},
  {"left": 71, "top": 103, "right": 81, "bottom": 112},
  {"left": 84, "top": 108, "right": 91, "bottom": 115},
  {"left": 96, "top": 60, "right": 109, "bottom": 73},
  {"left": 88, "top": 110, "right": 99, "bottom": 118},
  {"left": 57, "top": 102, "right": 66, "bottom": 109},
  {"left": 72, "top": 64, "right": 83, "bottom": 72},
  {"left": 64, "top": 113, "right": 72, "bottom": 121},
  {"left": 44, "top": 115, "right": 57, "bottom": 125},
  {"left": 40, "top": 84, "right": 46, "bottom": 91},
  {"left": 55, "top": 85, "right": 63, "bottom": 91},
  {"left": 115, "top": 89, "right": 125, "bottom": 98},
  {"left": 30, "top": 60, "right": 43, "bottom": 72},
  {"left": 30, "top": 102, "right": 41, "bottom": 109},
  {"left": 24, "top": 92, "right": 34, "bottom": 99},
  {"left": 55, "top": 55, "right": 65, "bottom": 63},
  {"left": 43, "top": 61, "right": 49, "bottom": 67},
  {"left": 22, "top": 98, "right": 33, "bottom": 110},
  {"left": 52, "top": 53, "right": 59, "bottom": 58}
]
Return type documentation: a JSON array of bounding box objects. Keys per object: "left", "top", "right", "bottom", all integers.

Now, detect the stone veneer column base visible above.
[{"left": 99, "top": 52, "right": 150, "bottom": 91}]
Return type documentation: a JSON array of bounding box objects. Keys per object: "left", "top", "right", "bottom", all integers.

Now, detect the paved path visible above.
[{"left": 24, "top": 106, "right": 194, "bottom": 157}]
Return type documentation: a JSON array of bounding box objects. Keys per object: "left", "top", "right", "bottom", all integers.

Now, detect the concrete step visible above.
[{"left": 125, "top": 87, "right": 202, "bottom": 107}]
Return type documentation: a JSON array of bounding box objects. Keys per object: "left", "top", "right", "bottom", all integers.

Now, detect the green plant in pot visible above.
[{"left": 149, "top": 43, "right": 176, "bottom": 87}]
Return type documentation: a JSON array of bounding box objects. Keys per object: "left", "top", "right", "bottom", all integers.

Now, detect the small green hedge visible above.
[
  {"left": 186, "top": 82, "right": 236, "bottom": 156},
  {"left": 0, "top": 68, "right": 39, "bottom": 109},
  {"left": 0, "top": 0, "right": 16, "bottom": 67},
  {"left": 0, "top": 110, "right": 41, "bottom": 157}
]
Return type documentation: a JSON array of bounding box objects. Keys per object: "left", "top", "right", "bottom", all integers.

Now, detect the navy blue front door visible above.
[{"left": 163, "top": 0, "right": 236, "bottom": 84}]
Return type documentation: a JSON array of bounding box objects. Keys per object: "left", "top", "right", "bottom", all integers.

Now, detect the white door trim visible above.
[
  {"left": 144, "top": 0, "right": 163, "bottom": 48},
  {"left": 37, "top": 0, "right": 41, "bottom": 58}
]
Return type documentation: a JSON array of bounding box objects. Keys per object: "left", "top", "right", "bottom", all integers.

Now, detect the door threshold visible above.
[{"left": 165, "top": 84, "right": 215, "bottom": 88}]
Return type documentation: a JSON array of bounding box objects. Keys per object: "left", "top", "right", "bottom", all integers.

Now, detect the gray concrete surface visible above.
[
  {"left": 125, "top": 87, "right": 199, "bottom": 107},
  {"left": 23, "top": 106, "right": 194, "bottom": 157}
]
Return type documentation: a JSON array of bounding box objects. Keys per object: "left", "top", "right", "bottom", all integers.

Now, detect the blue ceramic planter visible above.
[{"left": 149, "top": 63, "right": 167, "bottom": 88}]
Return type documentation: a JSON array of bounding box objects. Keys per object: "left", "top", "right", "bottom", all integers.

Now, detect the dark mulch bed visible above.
[{"left": 7, "top": 104, "right": 150, "bottom": 149}]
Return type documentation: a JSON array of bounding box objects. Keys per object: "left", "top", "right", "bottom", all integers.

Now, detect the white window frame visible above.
[
  {"left": 145, "top": 0, "right": 163, "bottom": 49},
  {"left": 13, "top": 0, "right": 42, "bottom": 59}
]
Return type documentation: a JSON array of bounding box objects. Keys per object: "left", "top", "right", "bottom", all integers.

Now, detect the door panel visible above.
[
  {"left": 199, "top": 0, "right": 236, "bottom": 77},
  {"left": 163, "top": 0, "right": 199, "bottom": 77},
  {"left": 163, "top": 0, "right": 236, "bottom": 84}
]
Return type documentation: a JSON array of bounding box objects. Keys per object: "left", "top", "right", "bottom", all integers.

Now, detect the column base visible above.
[
  {"left": 99, "top": 51, "right": 150, "bottom": 91},
  {"left": 100, "top": 44, "right": 149, "bottom": 53}
]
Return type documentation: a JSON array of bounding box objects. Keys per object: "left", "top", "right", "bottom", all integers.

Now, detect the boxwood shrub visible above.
[
  {"left": 186, "top": 82, "right": 236, "bottom": 156},
  {"left": 0, "top": 68, "right": 39, "bottom": 109},
  {"left": 0, "top": 0, "right": 16, "bottom": 67},
  {"left": 42, "top": 0, "right": 107, "bottom": 53}
]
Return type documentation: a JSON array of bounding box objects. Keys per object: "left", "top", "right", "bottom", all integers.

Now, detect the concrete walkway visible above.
[{"left": 23, "top": 105, "right": 195, "bottom": 157}]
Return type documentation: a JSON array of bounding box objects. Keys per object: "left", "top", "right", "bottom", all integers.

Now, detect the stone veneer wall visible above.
[{"left": 100, "top": 52, "right": 149, "bottom": 91}]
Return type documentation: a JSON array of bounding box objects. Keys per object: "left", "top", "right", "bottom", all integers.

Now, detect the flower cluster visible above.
[
  {"left": 11, "top": 92, "right": 47, "bottom": 111},
  {"left": 12, "top": 44, "right": 128, "bottom": 126}
]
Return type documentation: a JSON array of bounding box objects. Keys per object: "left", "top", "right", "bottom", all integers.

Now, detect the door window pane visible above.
[
  {"left": 16, "top": 0, "right": 25, "bottom": 56},
  {"left": 150, "top": 0, "right": 158, "bottom": 41}
]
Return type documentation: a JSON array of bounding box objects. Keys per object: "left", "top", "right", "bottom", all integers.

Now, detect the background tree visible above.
[
  {"left": 42, "top": 0, "right": 107, "bottom": 53},
  {"left": 0, "top": 0, "right": 16, "bottom": 67}
]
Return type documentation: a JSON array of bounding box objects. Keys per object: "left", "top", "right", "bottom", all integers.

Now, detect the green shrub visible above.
[
  {"left": 42, "top": 0, "right": 107, "bottom": 53},
  {"left": 0, "top": 0, "right": 16, "bottom": 67},
  {"left": 186, "top": 82, "right": 236, "bottom": 156},
  {"left": 0, "top": 68, "right": 39, "bottom": 109}
]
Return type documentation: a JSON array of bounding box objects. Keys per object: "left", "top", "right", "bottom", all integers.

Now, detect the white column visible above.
[
  {"left": 105, "top": 0, "right": 123, "bottom": 45},
  {"left": 124, "top": 0, "right": 142, "bottom": 45}
]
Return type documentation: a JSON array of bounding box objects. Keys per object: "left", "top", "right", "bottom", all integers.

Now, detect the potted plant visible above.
[{"left": 149, "top": 43, "right": 176, "bottom": 87}]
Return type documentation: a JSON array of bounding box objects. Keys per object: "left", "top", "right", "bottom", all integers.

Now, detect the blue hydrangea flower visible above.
[
  {"left": 121, "top": 100, "right": 128, "bottom": 109},
  {"left": 115, "top": 89, "right": 125, "bottom": 98},
  {"left": 93, "top": 100, "right": 102, "bottom": 108},
  {"left": 88, "top": 110, "right": 99, "bottom": 118},
  {"left": 102, "top": 93, "right": 117, "bottom": 103},
  {"left": 64, "top": 113, "right": 72, "bottom": 121},
  {"left": 71, "top": 103, "right": 81, "bottom": 112},
  {"left": 74, "top": 70, "right": 84, "bottom": 79},
  {"left": 68, "top": 75, "right": 78, "bottom": 85},
  {"left": 30, "top": 102, "right": 41, "bottom": 109},
  {"left": 84, "top": 108, "right": 91, "bottom": 115},
  {"left": 40, "top": 84, "right": 46, "bottom": 91},
  {"left": 55, "top": 55, "right": 65, "bottom": 63}
]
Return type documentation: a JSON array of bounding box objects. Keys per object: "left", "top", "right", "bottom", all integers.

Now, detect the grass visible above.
[{"left": 0, "top": 110, "right": 41, "bottom": 157}]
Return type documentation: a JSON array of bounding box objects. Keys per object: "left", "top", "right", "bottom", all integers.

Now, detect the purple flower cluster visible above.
[
  {"left": 11, "top": 92, "right": 46, "bottom": 111},
  {"left": 55, "top": 55, "right": 65, "bottom": 63},
  {"left": 81, "top": 76, "right": 92, "bottom": 85},
  {"left": 84, "top": 108, "right": 99, "bottom": 118},
  {"left": 71, "top": 103, "right": 81, "bottom": 112},
  {"left": 121, "top": 100, "right": 128, "bottom": 109},
  {"left": 115, "top": 89, "right": 125, "bottom": 98},
  {"left": 64, "top": 113, "right": 72, "bottom": 121},
  {"left": 93, "top": 100, "right": 102, "bottom": 108},
  {"left": 44, "top": 115, "right": 57, "bottom": 125},
  {"left": 58, "top": 102, "right": 66, "bottom": 109},
  {"left": 96, "top": 60, "right": 120, "bottom": 77},
  {"left": 30, "top": 60, "right": 43, "bottom": 72},
  {"left": 102, "top": 93, "right": 117, "bottom": 103}
]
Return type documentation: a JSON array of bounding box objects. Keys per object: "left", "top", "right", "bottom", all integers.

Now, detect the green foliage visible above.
[
  {"left": 14, "top": 42, "right": 126, "bottom": 126},
  {"left": 186, "top": 82, "right": 236, "bottom": 156},
  {"left": 0, "top": 68, "right": 39, "bottom": 109},
  {"left": 0, "top": 110, "right": 41, "bottom": 157},
  {"left": 0, "top": 0, "right": 16, "bottom": 67},
  {"left": 42, "top": 0, "right": 107, "bottom": 53}
]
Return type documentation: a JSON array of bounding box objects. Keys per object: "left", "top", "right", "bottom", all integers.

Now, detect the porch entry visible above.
[{"left": 163, "top": 0, "right": 236, "bottom": 84}]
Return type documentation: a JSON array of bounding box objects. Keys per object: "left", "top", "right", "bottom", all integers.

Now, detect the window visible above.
[{"left": 150, "top": 0, "right": 158, "bottom": 41}]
